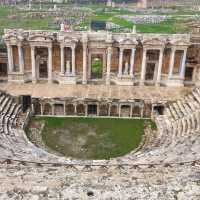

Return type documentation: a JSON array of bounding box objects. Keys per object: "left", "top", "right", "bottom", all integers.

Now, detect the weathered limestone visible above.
[
  {"left": 18, "top": 44, "right": 24, "bottom": 74},
  {"left": 118, "top": 48, "right": 124, "bottom": 78},
  {"left": 180, "top": 48, "right": 187, "bottom": 79},
  {"left": 6, "top": 44, "right": 14, "bottom": 73},
  {"left": 71, "top": 46, "right": 76, "bottom": 76},
  {"left": 106, "top": 47, "right": 112, "bottom": 85},
  {"left": 140, "top": 48, "right": 147, "bottom": 86},
  {"left": 31, "top": 46, "right": 36, "bottom": 83},
  {"left": 156, "top": 48, "right": 164, "bottom": 86},
  {"left": 82, "top": 43, "right": 87, "bottom": 84},
  {"left": 48, "top": 47, "right": 53, "bottom": 83},
  {"left": 60, "top": 45, "right": 65, "bottom": 75},
  {"left": 130, "top": 48, "right": 136, "bottom": 78}
]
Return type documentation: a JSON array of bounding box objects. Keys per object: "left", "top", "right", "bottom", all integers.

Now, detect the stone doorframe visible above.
[
  {"left": 36, "top": 55, "right": 48, "bottom": 81},
  {"left": 145, "top": 60, "right": 159, "bottom": 82},
  {"left": 88, "top": 48, "right": 107, "bottom": 80}
]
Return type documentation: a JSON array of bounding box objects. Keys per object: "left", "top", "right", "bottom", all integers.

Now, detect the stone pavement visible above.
[{"left": 0, "top": 83, "right": 191, "bottom": 102}]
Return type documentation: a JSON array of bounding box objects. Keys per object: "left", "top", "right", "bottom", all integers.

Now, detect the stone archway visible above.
[
  {"left": 77, "top": 104, "right": 85, "bottom": 116},
  {"left": 66, "top": 104, "right": 75, "bottom": 115},
  {"left": 110, "top": 104, "right": 118, "bottom": 117},
  {"left": 36, "top": 47, "right": 48, "bottom": 80},
  {"left": 120, "top": 105, "right": 131, "bottom": 117},
  {"left": 54, "top": 104, "right": 64, "bottom": 115},
  {"left": 91, "top": 54, "right": 103, "bottom": 79},
  {"left": 34, "top": 102, "right": 41, "bottom": 115},
  {"left": 43, "top": 103, "right": 52, "bottom": 115},
  {"left": 132, "top": 106, "right": 141, "bottom": 117},
  {"left": 0, "top": 63, "right": 7, "bottom": 78},
  {"left": 153, "top": 105, "right": 164, "bottom": 115},
  {"left": 99, "top": 104, "right": 109, "bottom": 116},
  {"left": 88, "top": 104, "right": 97, "bottom": 115},
  {"left": 145, "top": 50, "right": 159, "bottom": 82}
]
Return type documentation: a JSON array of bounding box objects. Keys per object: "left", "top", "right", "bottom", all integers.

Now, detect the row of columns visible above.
[
  {"left": 7, "top": 43, "right": 188, "bottom": 85},
  {"left": 140, "top": 47, "right": 188, "bottom": 86},
  {"left": 35, "top": 102, "right": 145, "bottom": 118},
  {"left": 140, "top": 48, "right": 164, "bottom": 86},
  {"left": 168, "top": 47, "right": 187, "bottom": 80}
]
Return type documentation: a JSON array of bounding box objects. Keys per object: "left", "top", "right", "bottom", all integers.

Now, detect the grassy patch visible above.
[{"left": 27, "top": 117, "right": 156, "bottom": 160}]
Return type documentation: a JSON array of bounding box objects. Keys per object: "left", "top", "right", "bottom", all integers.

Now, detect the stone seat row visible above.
[{"left": 164, "top": 88, "right": 200, "bottom": 121}]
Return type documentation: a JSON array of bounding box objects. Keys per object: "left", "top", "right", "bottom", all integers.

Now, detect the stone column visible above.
[
  {"left": 118, "top": 105, "right": 121, "bottom": 117},
  {"left": 130, "top": 48, "right": 136, "bottom": 78},
  {"left": 60, "top": 45, "right": 65, "bottom": 75},
  {"left": 31, "top": 46, "right": 36, "bottom": 83},
  {"left": 130, "top": 104, "right": 133, "bottom": 118},
  {"left": 18, "top": 44, "right": 24, "bottom": 74},
  {"left": 106, "top": 47, "right": 112, "bottom": 85},
  {"left": 82, "top": 44, "right": 87, "bottom": 84},
  {"left": 140, "top": 48, "right": 147, "bottom": 86},
  {"left": 48, "top": 46, "right": 53, "bottom": 83},
  {"left": 168, "top": 47, "right": 176, "bottom": 79},
  {"left": 108, "top": 104, "right": 111, "bottom": 116},
  {"left": 41, "top": 104, "right": 44, "bottom": 116},
  {"left": 74, "top": 104, "right": 77, "bottom": 115},
  {"left": 71, "top": 46, "right": 76, "bottom": 76},
  {"left": 85, "top": 104, "right": 88, "bottom": 117},
  {"left": 118, "top": 48, "right": 124, "bottom": 78},
  {"left": 180, "top": 48, "right": 187, "bottom": 79},
  {"left": 156, "top": 48, "right": 164, "bottom": 86},
  {"left": 7, "top": 44, "right": 14, "bottom": 73}
]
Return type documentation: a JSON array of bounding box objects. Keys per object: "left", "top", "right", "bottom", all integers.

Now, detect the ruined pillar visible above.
[
  {"left": 118, "top": 105, "right": 121, "bottom": 117},
  {"left": 108, "top": 104, "right": 111, "bottom": 116},
  {"left": 140, "top": 48, "right": 147, "bottom": 86},
  {"left": 71, "top": 46, "right": 76, "bottom": 76},
  {"left": 130, "top": 48, "right": 136, "bottom": 78},
  {"left": 60, "top": 45, "right": 65, "bottom": 75},
  {"left": 180, "top": 48, "right": 187, "bottom": 79},
  {"left": 130, "top": 104, "right": 133, "bottom": 118},
  {"left": 82, "top": 44, "right": 87, "bottom": 84},
  {"left": 85, "top": 104, "right": 88, "bottom": 117},
  {"left": 7, "top": 44, "right": 14, "bottom": 73},
  {"left": 31, "top": 46, "right": 36, "bottom": 83},
  {"left": 106, "top": 46, "right": 112, "bottom": 85},
  {"left": 18, "top": 44, "right": 24, "bottom": 74},
  {"left": 168, "top": 47, "right": 176, "bottom": 79},
  {"left": 118, "top": 48, "right": 124, "bottom": 78},
  {"left": 48, "top": 46, "right": 53, "bottom": 83},
  {"left": 156, "top": 48, "right": 164, "bottom": 86}
]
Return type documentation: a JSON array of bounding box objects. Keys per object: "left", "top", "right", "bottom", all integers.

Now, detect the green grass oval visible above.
[{"left": 27, "top": 117, "right": 155, "bottom": 160}]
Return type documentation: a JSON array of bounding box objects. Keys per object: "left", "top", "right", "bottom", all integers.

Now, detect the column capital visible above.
[
  {"left": 6, "top": 43, "right": 11, "bottom": 48},
  {"left": 17, "top": 42, "right": 23, "bottom": 48},
  {"left": 107, "top": 46, "right": 112, "bottom": 54},
  {"left": 119, "top": 47, "right": 124, "bottom": 52},
  {"left": 48, "top": 46, "right": 53, "bottom": 50},
  {"left": 131, "top": 47, "right": 136, "bottom": 51},
  {"left": 30, "top": 45, "right": 35, "bottom": 50},
  {"left": 143, "top": 47, "right": 148, "bottom": 52},
  {"left": 60, "top": 44, "right": 65, "bottom": 49},
  {"left": 171, "top": 46, "right": 176, "bottom": 52},
  {"left": 71, "top": 45, "right": 76, "bottom": 50},
  {"left": 83, "top": 43, "right": 87, "bottom": 50},
  {"left": 159, "top": 47, "right": 165, "bottom": 53}
]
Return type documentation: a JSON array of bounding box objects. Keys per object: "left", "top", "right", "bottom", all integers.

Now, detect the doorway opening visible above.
[
  {"left": 88, "top": 104, "right": 97, "bottom": 115},
  {"left": 91, "top": 54, "right": 103, "bottom": 79},
  {"left": 145, "top": 63, "right": 156, "bottom": 81}
]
